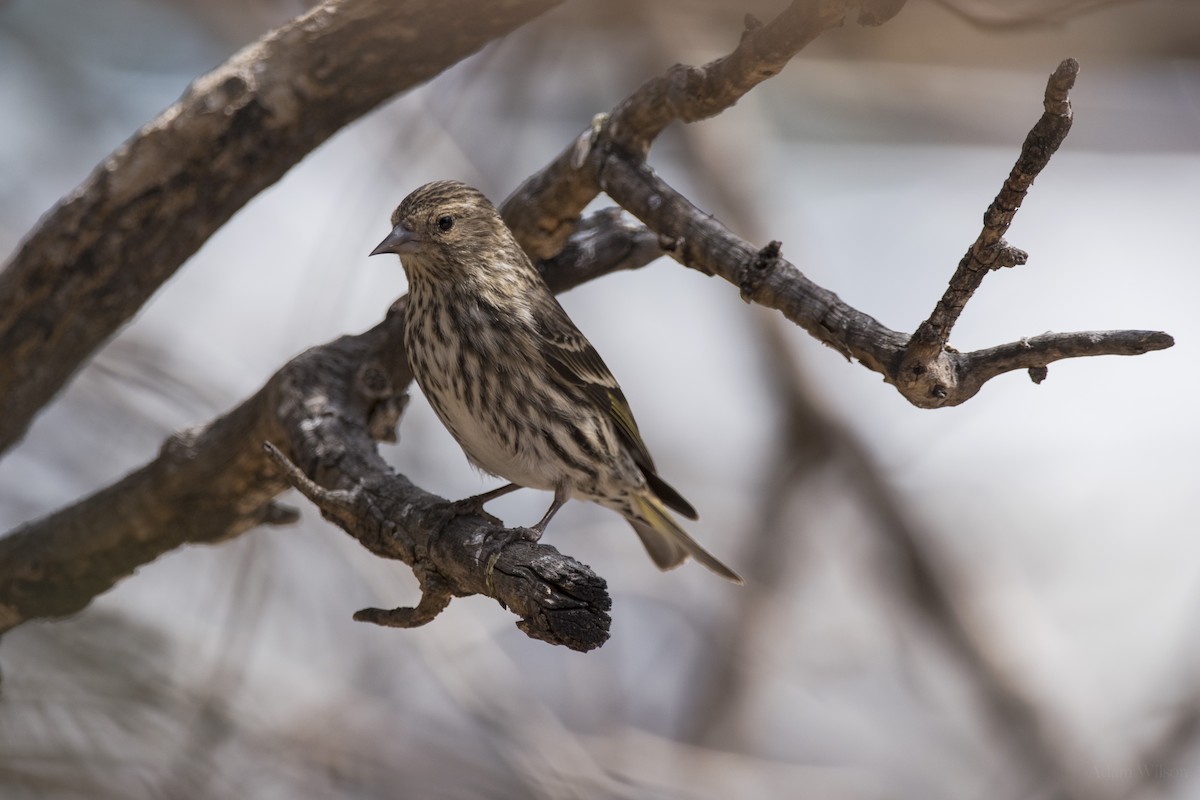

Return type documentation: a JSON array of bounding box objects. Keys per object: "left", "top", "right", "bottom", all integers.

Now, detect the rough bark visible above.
[{"left": 0, "top": 214, "right": 655, "bottom": 649}]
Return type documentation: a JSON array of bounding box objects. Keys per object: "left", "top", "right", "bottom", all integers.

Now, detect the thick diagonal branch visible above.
[
  {"left": 0, "top": 0, "right": 561, "bottom": 456},
  {"left": 0, "top": 214, "right": 653, "bottom": 649}
]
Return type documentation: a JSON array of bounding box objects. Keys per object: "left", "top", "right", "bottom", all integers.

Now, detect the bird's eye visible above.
[{"left": 437, "top": 215, "right": 454, "bottom": 232}]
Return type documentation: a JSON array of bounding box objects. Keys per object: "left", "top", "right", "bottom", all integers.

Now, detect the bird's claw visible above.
[
  {"left": 519, "top": 526, "right": 544, "bottom": 543},
  {"left": 480, "top": 526, "right": 543, "bottom": 594},
  {"left": 479, "top": 526, "right": 527, "bottom": 572}
]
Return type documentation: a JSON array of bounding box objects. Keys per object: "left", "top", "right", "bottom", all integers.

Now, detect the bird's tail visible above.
[{"left": 627, "top": 493, "right": 742, "bottom": 583}]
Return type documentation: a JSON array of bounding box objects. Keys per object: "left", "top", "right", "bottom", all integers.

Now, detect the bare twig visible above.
[
  {"left": 499, "top": 0, "right": 857, "bottom": 260},
  {"left": 0, "top": 405, "right": 298, "bottom": 632},
  {"left": 595, "top": 153, "right": 908, "bottom": 374},
  {"left": 906, "top": 58, "right": 1078, "bottom": 361},
  {"left": 527, "top": 51, "right": 1170, "bottom": 408},
  {"left": 961, "top": 329, "right": 1175, "bottom": 392},
  {"left": 604, "top": 1, "right": 845, "bottom": 156}
]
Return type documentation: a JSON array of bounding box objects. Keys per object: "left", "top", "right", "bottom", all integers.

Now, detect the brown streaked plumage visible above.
[{"left": 370, "top": 180, "right": 740, "bottom": 582}]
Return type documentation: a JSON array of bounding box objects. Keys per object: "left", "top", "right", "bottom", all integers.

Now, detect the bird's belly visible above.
[
  {"left": 424, "top": 382, "right": 558, "bottom": 491},
  {"left": 405, "top": 302, "right": 588, "bottom": 494}
]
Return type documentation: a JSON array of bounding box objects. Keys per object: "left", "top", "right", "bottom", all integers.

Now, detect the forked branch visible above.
[{"left": 505, "top": 42, "right": 1170, "bottom": 408}]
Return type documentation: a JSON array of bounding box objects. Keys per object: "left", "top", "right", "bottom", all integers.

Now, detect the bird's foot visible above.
[
  {"left": 480, "top": 526, "right": 544, "bottom": 593},
  {"left": 482, "top": 525, "right": 542, "bottom": 559}
]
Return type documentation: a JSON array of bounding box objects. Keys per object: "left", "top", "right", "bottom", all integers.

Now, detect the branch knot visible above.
[
  {"left": 740, "top": 240, "right": 782, "bottom": 303},
  {"left": 988, "top": 240, "right": 1029, "bottom": 270}
]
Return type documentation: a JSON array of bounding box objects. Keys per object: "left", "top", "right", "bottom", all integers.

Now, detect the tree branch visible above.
[
  {"left": 906, "top": 57, "right": 1078, "bottom": 361},
  {"left": 595, "top": 154, "right": 909, "bottom": 375},
  {"left": 603, "top": 1, "right": 844, "bottom": 156},
  {"left": 502, "top": 39, "right": 1170, "bottom": 408},
  {"left": 499, "top": 0, "right": 856, "bottom": 260},
  {"left": 0, "top": 213, "right": 655, "bottom": 649},
  {"left": 0, "top": 0, "right": 561, "bottom": 456},
  {"left": 962, "top": 329, "right": 1176, "bottom": 390},
  {"left": 535, "top": 206, "right": 663, "bottom": 293}
]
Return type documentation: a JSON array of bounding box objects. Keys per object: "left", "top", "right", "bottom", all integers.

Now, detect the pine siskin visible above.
[{"left": 370, "top": 180, "right": 741, "bottom": 582}]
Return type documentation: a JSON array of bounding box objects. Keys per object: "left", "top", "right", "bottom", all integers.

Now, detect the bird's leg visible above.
[
  {"left": 448, "top": 482, "right": 523, "bottom": 520},
  {"left": 526, "top": 485, "right": 570, "bottom": 541},
  {"left": 445, "top": 483, "right": 529, "bottom": 577},
  {"left": 468, "top": 484, "right": 560, "bottom": 581}
]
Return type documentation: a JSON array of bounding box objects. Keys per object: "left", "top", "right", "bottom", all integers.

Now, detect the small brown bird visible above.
[{"left": 371, "top": 180, "right": 740, "bottom": 582}]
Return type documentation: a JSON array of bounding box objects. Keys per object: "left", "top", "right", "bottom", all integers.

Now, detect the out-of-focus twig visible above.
[{"left": 500, "top": 0, "right": 853, "bottom": 261}]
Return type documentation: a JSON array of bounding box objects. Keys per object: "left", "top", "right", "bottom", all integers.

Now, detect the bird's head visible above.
[{"left": 370, "top": 180, "right": 517, "bottom": 280}]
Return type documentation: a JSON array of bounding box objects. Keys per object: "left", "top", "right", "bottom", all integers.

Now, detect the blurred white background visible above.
[{"left": 1, "top": 1, "right": 1197, "bottom": 798}]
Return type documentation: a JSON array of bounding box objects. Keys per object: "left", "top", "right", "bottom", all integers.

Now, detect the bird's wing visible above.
[
  {"left": 535, "top": 300, "right": 698, "bottom": 520},
  {"left": 535, "top": 301, "right": 653, "bottom": 467}
]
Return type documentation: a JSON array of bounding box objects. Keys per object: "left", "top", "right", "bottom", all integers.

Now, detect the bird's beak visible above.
[{"left": 370, "top": 223, "right": 421, "bottom": 256}]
